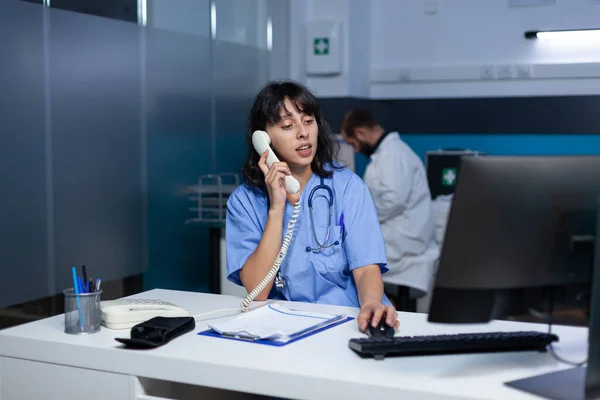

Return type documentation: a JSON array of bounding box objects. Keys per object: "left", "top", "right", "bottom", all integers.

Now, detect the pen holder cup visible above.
[{"left": 63, "top": 288, "right": 103, "bottom": 335}]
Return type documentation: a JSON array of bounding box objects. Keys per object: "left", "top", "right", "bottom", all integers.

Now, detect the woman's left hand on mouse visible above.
[{"left": 357, "top": 302, "right": 399, "bottom": 333}]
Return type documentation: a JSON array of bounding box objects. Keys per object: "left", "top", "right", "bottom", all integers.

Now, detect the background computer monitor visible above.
[
  {"left": 427, "top": 155, "right": 600, "bottom": 399},
  {"left": 428, "top": 155, "right": 600, "bottom": 325}
]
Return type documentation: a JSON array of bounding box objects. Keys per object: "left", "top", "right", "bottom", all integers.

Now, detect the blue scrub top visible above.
[{"left": 225, "top": 165, "right": 391, "bottom": 308}]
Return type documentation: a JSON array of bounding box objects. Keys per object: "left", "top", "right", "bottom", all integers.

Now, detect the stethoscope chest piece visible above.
[{"left": 275, "top": 273, "right": 285, "bottom": 291}]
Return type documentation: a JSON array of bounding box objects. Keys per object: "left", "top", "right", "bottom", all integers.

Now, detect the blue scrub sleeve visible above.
[
  {"left": 225, "top": 189, "right": 263, "bottom": 286},
  {"left": 342, "top": 175, "right": 389, "bottom": 274}
]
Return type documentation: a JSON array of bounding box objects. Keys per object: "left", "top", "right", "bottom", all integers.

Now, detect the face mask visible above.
[{"left": 358, "top": 139, "right": 375, "bottom": 158}]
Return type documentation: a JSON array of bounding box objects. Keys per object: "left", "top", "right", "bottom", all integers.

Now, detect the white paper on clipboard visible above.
[{"left": 207, "top": 304, "right": 346, "bottom": 342}]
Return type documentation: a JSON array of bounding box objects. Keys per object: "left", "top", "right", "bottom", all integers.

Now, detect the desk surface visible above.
[{"left": 0, "top": 289, "right": 589, "bottom": 399}]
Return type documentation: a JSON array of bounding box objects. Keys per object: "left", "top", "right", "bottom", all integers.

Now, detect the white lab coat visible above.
[{"left": 363, "top": 132, "right": 440, "bottom": 294}]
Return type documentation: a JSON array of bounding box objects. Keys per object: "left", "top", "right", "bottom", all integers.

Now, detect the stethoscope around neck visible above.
[
  {"left": 275, "top": 177, "right": 341, "bottom": 293},
  {"left": 305, "top": 177, "right": 340, "bottom": 253}
]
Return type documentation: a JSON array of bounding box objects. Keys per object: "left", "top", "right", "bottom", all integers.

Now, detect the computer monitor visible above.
[
  {"left": 427, "top": 155, "right": 600, "bottom": 400},
  {"left": 428, "top": 155, "right": 599, "bottom": 324}
]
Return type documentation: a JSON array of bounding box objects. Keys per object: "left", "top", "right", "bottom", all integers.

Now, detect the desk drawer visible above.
[{"left": 0, "top": 357, "right": 130, "bottom": 400}]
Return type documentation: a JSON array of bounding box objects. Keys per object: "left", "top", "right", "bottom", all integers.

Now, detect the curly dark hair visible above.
[{"left": 242, "top": 80, "right": 341, "bottom": 192}]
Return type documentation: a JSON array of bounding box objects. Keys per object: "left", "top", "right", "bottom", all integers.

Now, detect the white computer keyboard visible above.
[{"left": 100, "top": 298, "right": 190, "bottom": 330}]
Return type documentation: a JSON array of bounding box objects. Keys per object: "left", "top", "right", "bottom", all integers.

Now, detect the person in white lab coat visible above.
[{"left": 341, "top": 110, "right": 439, "bottom": 312}]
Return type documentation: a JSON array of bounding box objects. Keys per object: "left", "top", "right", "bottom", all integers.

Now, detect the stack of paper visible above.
[{"left": 207, "top": 304, "right": 346, "bottom": 343}]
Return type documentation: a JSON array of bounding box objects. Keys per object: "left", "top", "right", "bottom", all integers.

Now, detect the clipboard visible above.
[{"left": 198, "top": 315, "right": 354, "bottom": 347}]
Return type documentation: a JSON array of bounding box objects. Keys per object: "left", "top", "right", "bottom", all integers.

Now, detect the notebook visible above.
[{"left": 202, "top": 303, "right": 350, "bottom": 345}]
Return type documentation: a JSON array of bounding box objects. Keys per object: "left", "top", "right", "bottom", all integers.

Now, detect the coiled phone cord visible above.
[{"left": 241, "top": 197, "right": 302, "bottom": 312}]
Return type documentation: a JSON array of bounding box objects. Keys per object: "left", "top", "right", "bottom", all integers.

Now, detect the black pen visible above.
[{"left": 82, "top": 265, "right": 88, "bottom": 285}]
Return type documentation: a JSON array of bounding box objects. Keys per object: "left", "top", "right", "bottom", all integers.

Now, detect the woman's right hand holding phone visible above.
[{"left": 258, "top": 150, "right": 299, "bottom": 212}]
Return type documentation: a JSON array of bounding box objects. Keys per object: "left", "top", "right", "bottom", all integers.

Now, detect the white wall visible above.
[{"left": 291, "top": 0, "right": 600, "bottom": 98}]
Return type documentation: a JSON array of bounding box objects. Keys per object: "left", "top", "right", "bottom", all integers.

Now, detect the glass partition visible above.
[
  {"left": 0, "top": 1, "right": 49, "bottom": 307},
  {"left": 0, "top": 0, "right": 290, "bottom": 309},
  {"left": 49, "top": 0, "right": 138, "bottom": 23},
  {"left": 143, "top": 20, "right": 214, "bottom": 292},
  {"left": 48, "top": 5, "right": 145, "bottom": 294},
  {"left": 213, "top": 42, "right": 271, "bottom": 175}
]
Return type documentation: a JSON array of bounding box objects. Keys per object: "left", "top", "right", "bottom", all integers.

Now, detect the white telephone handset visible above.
[
  {"left": 240, "top": 131, "right": 302, "bottom": 311},
  {"left": 251, "top": 130, "right": 301, "bottom": 194}
]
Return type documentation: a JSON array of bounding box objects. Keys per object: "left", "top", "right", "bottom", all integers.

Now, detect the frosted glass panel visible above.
[
  {"left": 47, "top": 7, "right": 145, "bottom": 292},
  {"left": 0, "top": 1, "right": 48, "bottom": 307},
  {"left": 213, "top": 0, "right": 290, "bottom": 175},
  {"left": 143, "top": 23, "right": 214, "bottom": 292},
  {"left": 213, "top": 42, "right": 270, "bottom": 175},
  {"left": 148, "top": 0, "right": 210, "bottom": 37},
  {"left": 215, "top": 0, "right": 265, "bottom": 48},
  {"left": 267, "top": 0, "right": 290, "bottom": 80}
]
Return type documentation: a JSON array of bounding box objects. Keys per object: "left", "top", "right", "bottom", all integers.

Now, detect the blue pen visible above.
[
  {"left": 339, "top": 212, "right": 344, "bottom": 235},
  {"left": 71, "top": 267, "right": 79, "bottom": 293},
  {"left": 71, "top": 267, "right": 85, "bottom": 329}
]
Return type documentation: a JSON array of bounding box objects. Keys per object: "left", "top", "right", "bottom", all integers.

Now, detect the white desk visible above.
[{"left": 0, "top": 289, "right": 589, "bottom": 400}]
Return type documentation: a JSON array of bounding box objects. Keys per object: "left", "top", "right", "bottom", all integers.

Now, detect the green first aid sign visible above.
[
  {"left": 313, "top": 38, "right": 329, "bottom": 55},
  {"left": 442, "top": 168, "right": 457, "bottom": 186}
]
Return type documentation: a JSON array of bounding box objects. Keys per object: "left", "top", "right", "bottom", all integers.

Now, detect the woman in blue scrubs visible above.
[{"left": 225, "top": 81, "right": 399, "bottom": 332}]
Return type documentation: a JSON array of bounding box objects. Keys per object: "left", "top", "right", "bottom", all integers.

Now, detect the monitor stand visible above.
[{"left": 505, "top": 367, "right": 587, "bottom": 400}]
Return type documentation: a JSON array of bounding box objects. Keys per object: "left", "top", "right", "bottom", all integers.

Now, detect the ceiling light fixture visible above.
[{"left": 525, "top": 29, "right": 600, "bottom": 41}]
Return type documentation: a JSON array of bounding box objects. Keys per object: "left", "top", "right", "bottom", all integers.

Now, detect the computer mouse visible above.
[{"left": 366, "top": 319, "right": 395, "bottom": 338}]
